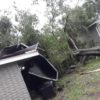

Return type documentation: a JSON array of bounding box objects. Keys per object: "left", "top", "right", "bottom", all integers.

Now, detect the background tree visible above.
[
  {"left": 16, "top": 10, "right": 39, "bottom": 45},
  {"left": 38, "top": 0, "right": 76, "bottom": 75},
  {"left": 0, "top": 16, "right": 12, "bottom": 48}
]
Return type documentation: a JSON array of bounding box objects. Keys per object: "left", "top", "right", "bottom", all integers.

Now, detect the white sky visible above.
[{"left": 0, "top": 0, "right": 84, "bottom": 29}]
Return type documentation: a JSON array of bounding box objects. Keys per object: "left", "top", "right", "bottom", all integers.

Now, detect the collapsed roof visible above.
[{"left": 0, "top": 43, "right": 58, "bottom": 99}]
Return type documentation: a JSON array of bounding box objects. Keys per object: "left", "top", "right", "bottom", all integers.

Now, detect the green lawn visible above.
[{"left": 53, "top": 59, "right": 100, "bottom": 100}]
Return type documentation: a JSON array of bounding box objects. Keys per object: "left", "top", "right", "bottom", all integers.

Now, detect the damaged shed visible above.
[{"left": 0, "top": 43, "right": 58, "bottom": 100}]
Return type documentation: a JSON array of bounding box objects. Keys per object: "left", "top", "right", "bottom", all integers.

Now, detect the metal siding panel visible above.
[{"left": 0, "top": 63, "right": 31, "bottom": 100}]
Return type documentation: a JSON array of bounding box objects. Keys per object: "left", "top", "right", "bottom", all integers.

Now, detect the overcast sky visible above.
[{"left": 0, "top": 0, "right": 84, "bottom": 29}]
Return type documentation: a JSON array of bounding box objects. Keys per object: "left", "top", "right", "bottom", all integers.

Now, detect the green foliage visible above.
[
  {"left": 0, "top": 16, "right": 12, "bottom": 34},
  {"left": 63, "top": 5, "right": 95, "bottom": 48},
  {"left": 16, "top": 10, "right": 39, "bottom": 45},
  {"left": 39, "top": 32, "right": 75, "bottom": 75},
  {"left": 0, "top": 16, "right": 12, "bottom": 48}
]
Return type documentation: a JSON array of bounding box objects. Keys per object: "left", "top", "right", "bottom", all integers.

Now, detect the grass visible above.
[{"left": 53, "top": 58, "right": 100, "bottom": 100}]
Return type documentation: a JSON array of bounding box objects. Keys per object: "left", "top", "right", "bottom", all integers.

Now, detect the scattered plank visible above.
[
  {"left": 74, "top": 46, "right": 100, "bottom": 56},
  {"left": 80, "top": 68, "right": 100, "bottom": 75}
]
